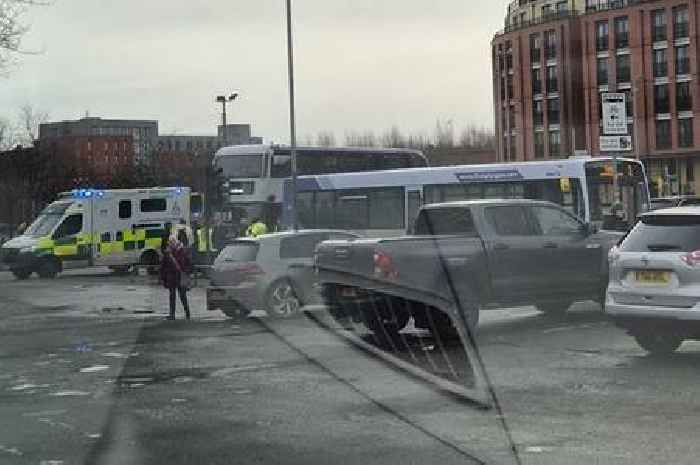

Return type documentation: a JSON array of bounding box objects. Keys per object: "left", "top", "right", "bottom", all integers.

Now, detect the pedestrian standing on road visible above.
[{"left": 159, "top": 236, "right": 192, "bottom": 320}]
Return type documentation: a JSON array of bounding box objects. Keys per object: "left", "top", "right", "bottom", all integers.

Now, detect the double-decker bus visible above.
[
  {"left": 281, "top": 157, "right": 650, "bottom": 237},
  {"left": 213, "top": 144, "right": 427, "bottom": 231}
]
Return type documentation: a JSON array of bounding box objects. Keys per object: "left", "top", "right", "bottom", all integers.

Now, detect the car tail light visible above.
[
  {"left": 373, "top": 251, "right": 398, "bottom": 279},
  {"left": 681, "top": 250, "right": 700, "bottom": 267},
  {"left": 235, "top": 263, "right": 264, "bottom": 275}
]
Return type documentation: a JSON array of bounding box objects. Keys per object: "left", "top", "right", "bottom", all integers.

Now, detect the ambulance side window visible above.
[
  {"left": 119, "top": 201, "right": 132, "bottom": 219},
  {"left": 53, "top": 214, "right": 83, "bottom": 239}
]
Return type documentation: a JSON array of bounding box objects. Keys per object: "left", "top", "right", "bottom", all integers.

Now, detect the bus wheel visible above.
[
  {"left": 37, "top": 258, "right": 60, "bottom": 279},
  {"left": 11, "top": 269, "right": 31, "bottom": 280},
  {"left": 140, "top": 251, "right": 160, "bottom": 275}
]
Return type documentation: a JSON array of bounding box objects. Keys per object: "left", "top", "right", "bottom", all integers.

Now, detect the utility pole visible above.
[
  {"left": 286, "top": 0, "right": 298, "bottom": 231},
  {"left": 216, "top": 93, "right": 239, "bottom": 145}
]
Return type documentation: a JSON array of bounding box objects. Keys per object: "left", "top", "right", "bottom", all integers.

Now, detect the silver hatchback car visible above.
[
  {"left": 207, "top": 229, "right": 358, "bottom": 318},
  {"left": 606, "top": 207, "right": 700, "bottom": 354}
]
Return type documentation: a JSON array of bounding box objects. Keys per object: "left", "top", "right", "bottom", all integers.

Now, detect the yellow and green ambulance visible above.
[{"left": 0, "top": 187, "right": 200, "bottom": 279}]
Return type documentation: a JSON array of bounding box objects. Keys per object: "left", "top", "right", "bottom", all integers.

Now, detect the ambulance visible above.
[{"left": 0, "top": 187, "right": 201, "bottom": 279}]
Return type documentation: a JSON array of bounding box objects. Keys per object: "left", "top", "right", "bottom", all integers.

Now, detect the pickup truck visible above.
[{"left": 316, "top": 199, "right": 614, "bottom": 338}]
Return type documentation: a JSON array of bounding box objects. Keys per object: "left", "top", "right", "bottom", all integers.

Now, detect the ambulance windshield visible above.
[{"left": 25, "top": 201, "right": 73, "bottom": 237}]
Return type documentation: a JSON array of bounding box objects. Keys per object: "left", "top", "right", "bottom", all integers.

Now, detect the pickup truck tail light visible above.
[
  {"left": 681, "top": 250, "right": 700, "bottom": 267},
  {"left": 374, "top": 251, "right": 398, "bottom": 279}
]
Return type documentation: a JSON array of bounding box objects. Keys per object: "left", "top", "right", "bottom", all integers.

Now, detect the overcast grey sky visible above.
[{"left": 0, "top": 1, "right": 506, "bottom": 143}]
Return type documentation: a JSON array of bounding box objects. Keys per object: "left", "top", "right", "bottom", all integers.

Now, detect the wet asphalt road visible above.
[{"left": 2, "top": 269, "right": 700, "bottom": 465}]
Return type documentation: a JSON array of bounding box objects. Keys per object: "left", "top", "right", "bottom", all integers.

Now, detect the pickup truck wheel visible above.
[
  {"left": 536, "top": 301, "right": 572, "bottom": 316},
  {"left": 11, "top": 269, "right": 31, "bottom": 280},
  {"left": 633, "top": 332, "right": 683, "bottom": 356},
  {"left": 362, "top": 304, "right": 410, "bottom": 338}
]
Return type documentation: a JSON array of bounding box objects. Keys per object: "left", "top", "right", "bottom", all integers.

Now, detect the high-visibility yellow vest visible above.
[{"left": 246, "top": 222, "right": 268, "bottom": 238}]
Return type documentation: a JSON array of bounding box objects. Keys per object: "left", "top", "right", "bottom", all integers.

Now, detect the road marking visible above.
[{"left": 80, "top": 365, "right": 110, "bottom": 373}]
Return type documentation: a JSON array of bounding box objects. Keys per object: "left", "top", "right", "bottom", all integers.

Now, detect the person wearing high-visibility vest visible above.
[{"left": 246, "top": 218, "right": 268, "bottom": 238}]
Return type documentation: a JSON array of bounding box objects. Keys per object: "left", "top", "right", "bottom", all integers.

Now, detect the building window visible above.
[
  {"left": 533, "top": 100, "right": 544, "bottom": 126},
  {"left": 506, "top": 53, "right": 513, "bottom": 70},
  {"left": 544, "top": 30, "right": 556, "bottom": 59},
  {"left": 688, "top": 159, "right": 695, "bottom": 181},
  {"left": 509, "top": 106, "right": 516, "bottom": 129},
  {"left": 500, "top": 78, "right": 506, "bottom": 101},
  {"left": 532, "top": 68, "right": 542, "bottom": 94},
  {"left": 614, "top": 17, "right": 629, "bottom": 49},
  {"left": 674, "top": 6, "right": 689, "bottom": 39},
  {"left": 547, "top": 99, "right": 560, "bottom": 125},
  {"left": 624, "top": 89, "right": 633, "bottom": 117},
  {"left": 503, "top": 137, "right": 509, "bottom": 161},
  {"left": 530, "top": 33, "right": 541, "bottom": 63},
  {"left": 656, "top": 120, "right": 671, "bottom": 149},
  {"left": 507, "top": 74, "right": 514, "bottom": 98},
  {"left": 616, "top": 55, "right": 630, "bottom": 83},
  {"left": 676, "top": 45, "right": 690, "bottom": 75},
  {"left": 677, "top": 81, "right": 692, "bottom": 112},
  {"left": 542, "top": 4, "right": 553, "bottom": 19},
  {"left": 597, "top": 58, "right": 609, "bottom": 85},
  {"left": 534, "top": 132, "right": 545, "bottom": 159},
  {"left": 546, "top": 66, "right": 558, "bottom": 93},
  {"left": 653, "top": 49, "right": 668, "bottom": 77},
  {"left": 548, "top": 131, "right": 561, "bottom": 157},
  {"left": 556, "top": 1, "right": 568, "bottom": 15},
  {"left": 510, "top": 135, "right": 517, "bottom": 159},
  {"left": 679, "top": 118, "right": 694, "bottom": 148},
  {"left": 652, "top": 9, "right": 667, "bottom": 42},
  {"left": 655, "top": 85, "right": 670, "bottom": 114},
  {"left": 596, "top": 20, "right": 609, "bottom": 51}
]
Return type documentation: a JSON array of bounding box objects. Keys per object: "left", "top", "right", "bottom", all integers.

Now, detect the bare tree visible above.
[
  {"left": 315, "top": 130, "right": 336, "bottom": 147},
  {"left": 0, "top": 117, "right": 12, "bottom": 150},
  {"left": 380, "top": 126, "right": 406, "bottom": 148},
  {"left": 16, "top": 103, "right": 47, "bottom": 144},
  {"left": 0, "top": 0, "right": 49, "bottom": 72}
]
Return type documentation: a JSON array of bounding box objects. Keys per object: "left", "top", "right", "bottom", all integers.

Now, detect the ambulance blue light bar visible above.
[{"left": 72, "top": 189, "right": 105, "bottom": 198}]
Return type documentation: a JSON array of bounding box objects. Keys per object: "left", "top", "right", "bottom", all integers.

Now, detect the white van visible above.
[{"left": 0, "top": 187, "right": 200, "bottom": 279}]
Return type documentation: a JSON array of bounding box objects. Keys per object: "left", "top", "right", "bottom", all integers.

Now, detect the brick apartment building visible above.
[{"left": 493, "top": 0, "right": 700, "bottom": 196}]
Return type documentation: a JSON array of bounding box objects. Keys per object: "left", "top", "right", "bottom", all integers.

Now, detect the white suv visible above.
[{"left": 606, "top": 207, "right": 700, "bottom": 355}]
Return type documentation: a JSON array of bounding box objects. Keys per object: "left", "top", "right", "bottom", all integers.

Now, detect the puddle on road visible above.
[
  {"left": 51, "top": 390, "right": 90, "bottom": 397},
  {"left": 117, "top": 368, "right": 210, "bottom": 388}
]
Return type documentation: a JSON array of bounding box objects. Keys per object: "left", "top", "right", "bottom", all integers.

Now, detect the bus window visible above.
[
  {"left": 271, "top": 153, "right": 292, "bottom": 178},
  {"left": 315, "top": 191, "right": 335, "bottom": 229},
  {"left": 297, "top": 192, "right": 316, "bottom": 228},
  {"left": 217, "top": 154, "right": 264, "bottom": 178},
  {"left": 337, "top": 195, "right": 368, "bottom": 229},
  {"left": 407, "top": 191, "right": 422, "bottom": 230},
  {"left": 586, "top": 160, "right": 646, "bottom": 230},
  {"left": 368, "top": 189, "right": 404, "bottom": 229}
]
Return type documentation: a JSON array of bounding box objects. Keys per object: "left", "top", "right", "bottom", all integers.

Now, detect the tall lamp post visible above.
[
  {"left": 216, "top": 93, "right": 239, "bottom": 145},
  {"left": 286, "top": 0, "right": 298, "bottom": 231}
]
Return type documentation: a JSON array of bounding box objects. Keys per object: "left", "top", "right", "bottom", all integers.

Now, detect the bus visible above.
[
  {"left": 212, "top": 144, "right": 427, "bottom": 231},
  {"left": 280, "top": 157, "right": 650, "bottom": 237}
]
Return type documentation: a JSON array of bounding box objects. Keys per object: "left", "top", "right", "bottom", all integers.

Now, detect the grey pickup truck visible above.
[{"left": 316, "top": 199, "right": 613, "bottom": 338}]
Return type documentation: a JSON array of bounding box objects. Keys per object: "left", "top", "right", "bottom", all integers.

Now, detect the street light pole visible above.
[
  {"left": 216, "top": 93, "right": 239, "bottom": 146},
  {"left": 286, "top": 0, "right": 298, "bottom": 231}
]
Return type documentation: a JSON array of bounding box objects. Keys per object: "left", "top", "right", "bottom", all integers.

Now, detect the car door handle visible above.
[
  {"left": 543, "top": 242, "right": 559, "bottom": 249},
  {"left": 493, "top": 243, "right": 509, "bottom": 250}
]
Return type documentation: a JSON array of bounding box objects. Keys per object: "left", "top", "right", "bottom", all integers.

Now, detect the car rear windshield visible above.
[
  {"left": 414, "top": 208, "right": 477, "bottom": 236},
  {"left": 215, "top": 242, "right": 259, "bottom": 264},
  {"left": 620, "top": 215, "right": 700, "bottom": 252}
]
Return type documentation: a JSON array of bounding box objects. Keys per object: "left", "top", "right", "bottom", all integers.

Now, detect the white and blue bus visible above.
[
  {"left": 281, "top": 157, "right": 650, "bottom": 237},
  {"left": 213, "top": 144, "right": 427, "bottom": 231}
]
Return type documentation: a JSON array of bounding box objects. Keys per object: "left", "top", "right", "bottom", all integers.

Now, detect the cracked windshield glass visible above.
[{"left": 2, "top": 0, "right": 699, "bottom": 464}]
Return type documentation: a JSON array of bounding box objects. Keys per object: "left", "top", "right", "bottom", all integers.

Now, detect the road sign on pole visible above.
[
  {"left": 601, "top": 93, "right": 627, "bottom": 135},
  {"left": 599, "top": 135, "right": 633, "bottom": 152}
]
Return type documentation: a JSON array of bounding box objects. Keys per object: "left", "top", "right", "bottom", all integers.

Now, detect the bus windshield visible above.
[
  {"left": 585, "top": 160, "right": 648, "bottom": 231},
  {"left": 216, "top": 154, "right": 263, "bottom": 178}
]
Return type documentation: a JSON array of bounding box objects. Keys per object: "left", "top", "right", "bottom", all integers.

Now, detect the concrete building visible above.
[
  {"left": 493, "top": 0, "right": 700, "bottom": 196},
  {"left": 39, "top": 117, "right": 157, "bottom": 164}
]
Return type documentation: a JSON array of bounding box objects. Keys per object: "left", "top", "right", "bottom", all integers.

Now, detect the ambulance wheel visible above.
[
  {"left": 37, "top": 258, "right": 60, "bottom": 279},
  {"left": 11, "top": 269, "right": 31, "bottom": 280},
  {"left": 140, "top": 251, "right": 160, "bottom": 275}
]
